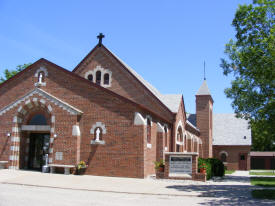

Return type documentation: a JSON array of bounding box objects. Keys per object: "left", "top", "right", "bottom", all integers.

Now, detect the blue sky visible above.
[{"left": 0, "top": 0, "right": 251, "bottom": 113}]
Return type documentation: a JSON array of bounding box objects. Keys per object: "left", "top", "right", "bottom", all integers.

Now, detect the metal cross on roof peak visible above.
[{"left": 97, "top": 33, "right": 105, "bottom": 47}]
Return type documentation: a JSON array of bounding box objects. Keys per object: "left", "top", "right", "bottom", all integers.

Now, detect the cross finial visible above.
[
  {"left": 97, "top": 33, "right": 105, "bottom": 47},
  {"left": 204, "top": 61, "right": 206, "bottom": 80}
]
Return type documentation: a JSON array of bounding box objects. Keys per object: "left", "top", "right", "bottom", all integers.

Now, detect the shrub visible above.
[
  {"left": 198, "top": 158, "right": 225, "bottom": 180},
  {"left": 206, "top": 158, "right": 225, "bottom": 177},
  {"left": 154, "top": 159, "right": 165, "bottom": 169}
]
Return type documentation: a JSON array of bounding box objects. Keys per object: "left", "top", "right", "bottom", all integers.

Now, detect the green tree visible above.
[
  {"left": 221, "top": 0, "right": 275, "bottom": 151},
  {"left": 0, "top": 63, "right": 32, "bottom": 83}
]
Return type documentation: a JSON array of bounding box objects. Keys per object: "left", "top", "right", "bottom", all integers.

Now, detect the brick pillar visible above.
[
  {"left": 156, "top": 123, "right": 165, "bottom": 161},
  {"left": 187, "top": 139, "right": 191, "bottom": 152},
  {"left": 9, "top": 124, "right": 20, "bottom": 169},
  {"left": 196, "top": 95, "right": 213, "bottom": 158}
]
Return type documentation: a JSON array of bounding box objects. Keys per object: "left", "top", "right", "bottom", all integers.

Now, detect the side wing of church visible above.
[{"left": 0, "top": 38, "right": 250, "bottom": 178}]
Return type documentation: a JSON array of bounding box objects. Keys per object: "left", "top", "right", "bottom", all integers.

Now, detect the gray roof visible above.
[
  {"left": 160, "top": 94, "right": 182, "bottom": 113},
  {"left": 213, "top": 113, "right": 251, "bottom": 146},
  {"left": 197, "top": 80, "right": 211, "bottom": 95},
  {"left": 186, "top": 113, "right": 197, "bottom": 127},
  {"left": 108, "top": 48, "right": 183, "bottom": 114}
]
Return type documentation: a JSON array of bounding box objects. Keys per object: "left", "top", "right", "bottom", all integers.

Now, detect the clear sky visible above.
[{"left": 0, "top": 0, "right": 252, "bottom": 114}]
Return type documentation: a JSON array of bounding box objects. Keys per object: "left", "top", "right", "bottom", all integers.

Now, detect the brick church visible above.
[{"left": 0, "top": 35, "right": 251, "bottom": 178}]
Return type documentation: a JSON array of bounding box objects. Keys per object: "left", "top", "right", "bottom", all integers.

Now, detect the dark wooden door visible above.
[{"left": 239, "top": 153, "right": 247, "bottom": 170}]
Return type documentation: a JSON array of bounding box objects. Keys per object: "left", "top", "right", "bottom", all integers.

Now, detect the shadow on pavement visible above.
[{"left": 166, "top": 175, "right": 275, "bottom": 205}]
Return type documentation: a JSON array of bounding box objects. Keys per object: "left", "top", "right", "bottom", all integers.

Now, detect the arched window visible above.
[
  {"left": 177, "top": 127, "right": 183, "bottom": 142},
  {"left": 28, "top": 114, "right": 48, "bottom": 125},
  {"left": 104, "top": 73, "right": 110, "bottom": 85},
  {"left": 96, "top": 71, "right": 101, "bottom": 85},
  {"left": 147, "top": 118, "right": 151, "bottom": 144},
  {"left": 164, "top": 126, "right": 168, "bottom": 147},
  {"left": 88, "top": 74, "right": 93, "bottom": 82},
  {"left": 94, "top": 127, "right": 103, "bottom": 141},
  {"left": 176, "top": 127, "right": 183, "bottom": 152},
  {"left": 221, "top": 153, "right": 227, "bottom": 162}
]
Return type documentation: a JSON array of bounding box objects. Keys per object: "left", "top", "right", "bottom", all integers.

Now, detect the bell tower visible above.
[{"left": 196, "top": 80, "right": 213, "bottom": 158}]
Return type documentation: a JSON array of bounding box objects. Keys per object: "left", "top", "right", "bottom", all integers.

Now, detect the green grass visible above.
[
  {"left": 252, "top": 189, "right": 275, "bottom": 199},
  {"left": 225, "top": 170, "right": 235, "bottom": 174},
  {"left": 250, "top": 171, "right": 275, "bottom": 176},
  {"left": 251, "top": 177, "right": 275, "bottom": 187}
]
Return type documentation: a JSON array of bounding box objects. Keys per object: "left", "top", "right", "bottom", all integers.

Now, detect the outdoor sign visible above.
[{"left": 169, "top": 156, "right": 192, "bottom": 177}]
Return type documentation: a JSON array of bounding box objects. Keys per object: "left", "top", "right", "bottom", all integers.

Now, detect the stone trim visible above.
[
  {"left": 34, "top": 66, "right": 48, "bottom": 77},
  {"left": 21, "top": 125, "right": 51, "bottom": 131},
  {"left": 157, "top": 122, "right": 164, "bottom": 133},
  {"left": 147, "top": 143, "right": 152, "bottom": 149},
  {"left": 0, "top": 88, "right": 83, "bottom": 116},
  {"left": 72, "top": 125, "right": 81, "bottom": 136},
  {"left": 91, "top": 140, "right": 105, "bottom": 145},
  {"left": 90, "top": 122, "right": 107, "bottom": 134},
  {"left": 219, "top": 150, "right": 228, "bottom": 157},
  {"left": 84, "top": 65, "right": 112, "bottom": 88},
  {"left": 134, "top": 112, "right": 146, "bottom": 125}
]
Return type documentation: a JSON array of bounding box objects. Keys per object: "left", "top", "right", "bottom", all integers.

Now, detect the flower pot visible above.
[
  {"left": 158, "top": 167, "right": 164, "bottom": 172},
  {"left": 76, "top": 167, "right": 86, "bottom": 175},
  {"left": 200, "top": 168, "right": 206, "bottom": 174}
]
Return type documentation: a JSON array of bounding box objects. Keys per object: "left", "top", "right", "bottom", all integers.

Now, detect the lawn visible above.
[
  {"left": 251, "top": 177, "right": 275, "bottom": 187},
  {"left": 250, "top": 171, "right": 275, "bottom": 176},
  {"left": 225, "top": 170, "right": 235, "bottom": 174},
  {"left": 252, "top": 189, "right": 275, "bottom": 199}
]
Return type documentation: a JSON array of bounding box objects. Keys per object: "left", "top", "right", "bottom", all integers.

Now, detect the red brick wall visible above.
[
  {"left": 73, "top": 47, "right": 174, "bottom": 123},
  {"left": 196, "top": 95, "right": 213, "bottom": 158},
  {"left": 213, "top": 145, "right": 251, "bottom": 170},
  {"left": 0, "top": 60, "right": 171, "bottom": 178}
]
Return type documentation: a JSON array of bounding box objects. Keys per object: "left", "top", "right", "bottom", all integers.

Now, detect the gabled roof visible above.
[
  {"left": 196, "top": 80, "right": 211, "bottom": 95},
  {"left": 73, "top": 44, "right": 184, "bottom": 115},
  {"left": 160, "top": 94, "right": 182, "bottom": 113},
  {"left": 0, "top": 58, "right": 173, "bottom": 124},
  {"left": 213, "top": 113, "right": 251, "bottom": 146}
]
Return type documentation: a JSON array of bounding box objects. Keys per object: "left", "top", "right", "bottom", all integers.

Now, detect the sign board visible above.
[{"left": 169, "top": 156, "right": 192, "bottom": 177}]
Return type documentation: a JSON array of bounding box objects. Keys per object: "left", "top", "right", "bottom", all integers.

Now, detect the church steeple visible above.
[
  {"left": 196, "top": 80, "right": 211, "bottom": 96},
  {"left": 196, "top": 78, "right": 213, "bottom": 158}
]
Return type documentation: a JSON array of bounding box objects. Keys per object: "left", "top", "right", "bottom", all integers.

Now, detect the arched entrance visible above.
[{"left": 18, "top": 108, "right": 52, "bottom": 171}]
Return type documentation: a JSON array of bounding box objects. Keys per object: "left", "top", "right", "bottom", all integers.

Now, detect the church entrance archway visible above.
[{"left": 19, "top": 111, "right": 51, "bottom": 171}]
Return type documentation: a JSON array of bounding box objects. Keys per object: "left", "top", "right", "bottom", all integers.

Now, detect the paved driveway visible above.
[{"left": 0, "top": 170, "right": 274, "bottom": 205}]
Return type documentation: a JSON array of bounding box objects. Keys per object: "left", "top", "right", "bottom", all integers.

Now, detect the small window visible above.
[
  {"left": 96, "top": 71, "right": 101, "bottom": 85},
  {"left": 244, "top": 136, "right": 247, "bottom": 139},
  {"left": 221, "top": 153, "right": 227, "bottom": 162},
  {"left": 240, "top": 155, "right": 245, "bottom": 160},
  {"left": 104, "top": 73, "right": 109, "bottom": 85},
  {"left": 88, "top": 74, "right": 93, "bottom": 82},
  {"left": 147, "top": 118, "right": 151, "bottom": 144},
  {"left": 28, "top": 114, "right": 47, "bottom": 125}
]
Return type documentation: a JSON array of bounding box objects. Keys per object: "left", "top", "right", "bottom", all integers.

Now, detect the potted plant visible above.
[
  {"left": 75, "top": 161, "right": 87, "bottom": 175},
  {"left": 199, "top": 163, "right": 207, "bottom": 174},
  {"left": 154, "top": 159, "right": 165, "bottom": 172}
]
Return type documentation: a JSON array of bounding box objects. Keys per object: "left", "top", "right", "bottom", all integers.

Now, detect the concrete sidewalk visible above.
[{"left": 0, "top": 169, "right": 252, "bottom": 198}]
